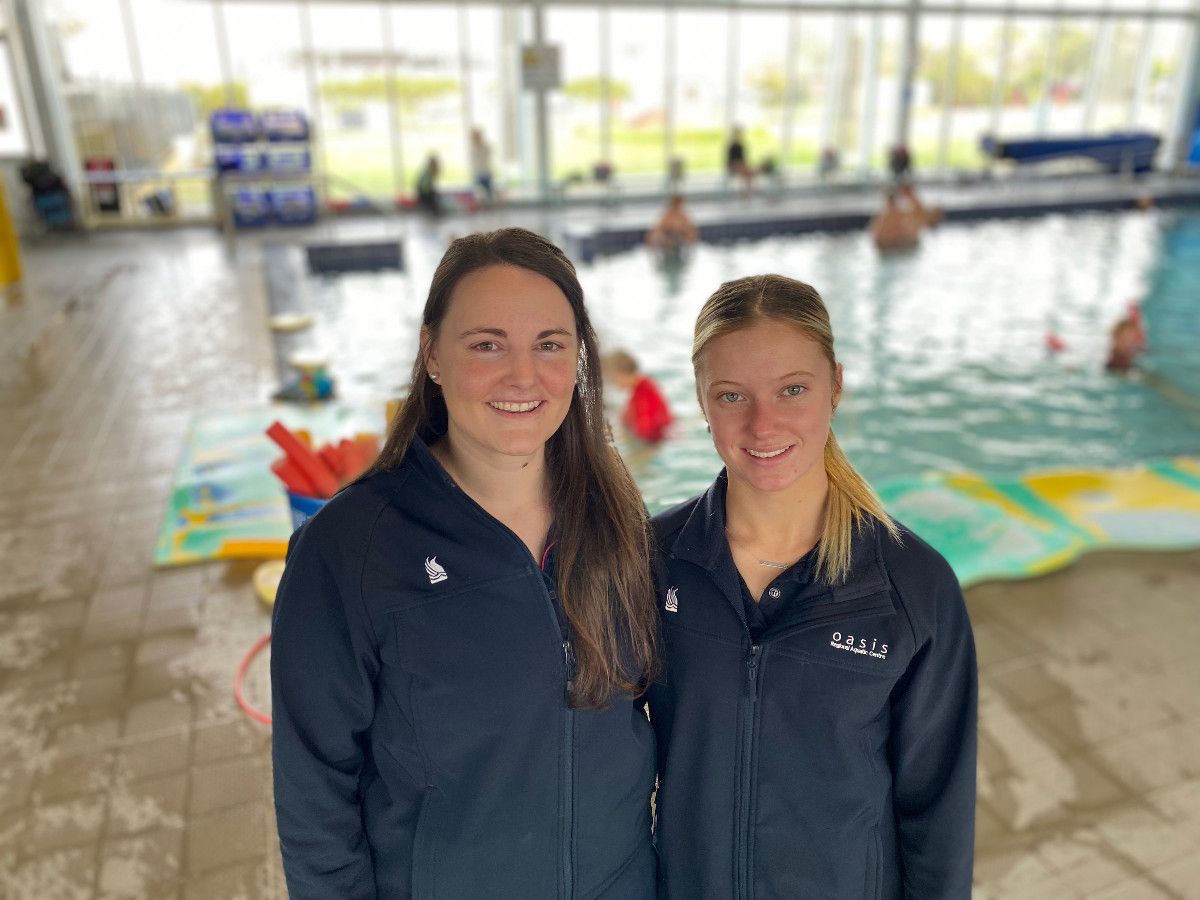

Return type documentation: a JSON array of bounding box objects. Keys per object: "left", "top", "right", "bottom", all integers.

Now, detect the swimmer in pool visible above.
[
  {"left": 870, "top": 190, "right": 921, "bottom": 252},
  {"left": 646, "top": 194, "right": 699, "bottom": 251}
]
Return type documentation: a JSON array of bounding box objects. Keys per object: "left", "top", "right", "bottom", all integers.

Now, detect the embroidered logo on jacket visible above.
[
  {"left": 424, "top": 556, "right": 448, "bottom": 584},
  {"left": 830, "top": 631, "right": 888, "bottom": 659},
  {"left": 665, "top": 587, "right": 679, "bottom": 613}
]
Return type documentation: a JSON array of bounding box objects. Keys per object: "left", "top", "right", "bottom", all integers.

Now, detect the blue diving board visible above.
[{"left": 981, "top": 132, "right": 1160, "bottom": 174}]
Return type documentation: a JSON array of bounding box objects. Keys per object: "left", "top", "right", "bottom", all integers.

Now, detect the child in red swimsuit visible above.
[{"left": 603, "top": 350, "right": 673, "bottom": 443}]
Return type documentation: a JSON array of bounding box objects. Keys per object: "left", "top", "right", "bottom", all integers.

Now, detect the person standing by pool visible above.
[
  {"left": 272, "top": 228, "right": 660, "bottom": 899},
  {"left": 726, "top": 126, "right": 754, "bottom": 196},
  {"left": 470, "top": 128, "right": 495, "bottom": 206},
  {"left": 649, "top": 274, "right": 977, "bottom": 899},
  {"left": 416, "top": 152, "right": 441, "bottom": 214}
]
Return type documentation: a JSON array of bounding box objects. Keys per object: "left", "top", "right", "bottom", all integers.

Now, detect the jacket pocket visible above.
[
  {"left": 410, "top": 789, "right": 439, "bottom": 900},
  {"left": 864, "top": 824, "right": 882, "bottom": 900}
]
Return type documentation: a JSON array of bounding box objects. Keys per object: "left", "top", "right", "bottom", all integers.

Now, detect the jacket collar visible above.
[{"left": 669, "top": 471, "right": 891, "bottom": 609}]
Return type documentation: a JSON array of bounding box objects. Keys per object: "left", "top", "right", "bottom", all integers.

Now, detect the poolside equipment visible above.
[
  {"left": 305, "top": 239, "right": 404, "bottom": 274},
  {"left": 980, "top": 132, "right": 1160, "bottom": 173},
  {"left": 234, "top": 632, "right": 273, "bottom": 726},
  {"left": 20, "top": 159, "right": 74, "bottom": 230},
  {"left": 266, "top": 419, "right": 380, "bottom": 502},
  {"left": 0, "top": 182, "right": 22, "bottom": 286}
]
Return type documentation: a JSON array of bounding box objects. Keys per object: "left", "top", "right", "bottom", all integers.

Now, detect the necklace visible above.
[{"left": 758, "top": 558, "right": 789, "bottom": 569}]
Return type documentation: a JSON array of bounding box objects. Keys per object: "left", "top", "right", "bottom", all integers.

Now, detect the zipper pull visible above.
[
  {"left": 563, "top": 640, "right": 576, "bottom": 698},
  {"left": 745, "top": 645, "right": 761, "bottom": 700}
]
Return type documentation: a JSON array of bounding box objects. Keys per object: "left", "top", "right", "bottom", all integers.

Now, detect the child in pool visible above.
[{"left": 603, "top": 350, "right": 673, "bottom": 443}]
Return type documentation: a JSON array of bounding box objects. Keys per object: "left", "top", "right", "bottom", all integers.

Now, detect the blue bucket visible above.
[{"left": 286, "top": 491, "right": 328, "bottom": 531}]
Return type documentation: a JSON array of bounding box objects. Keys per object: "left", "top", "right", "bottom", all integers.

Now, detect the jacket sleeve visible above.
[
  {"left": 889, "top": 567, "right": 978, "bottom": 899},
  {"left": 271, "top": 521, "right": 380, "bottom": 899}
]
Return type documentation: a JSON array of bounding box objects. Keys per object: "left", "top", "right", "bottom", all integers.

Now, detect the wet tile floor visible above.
[{"left": 1, "top": 225, "right": 1198, "bottom": 898}]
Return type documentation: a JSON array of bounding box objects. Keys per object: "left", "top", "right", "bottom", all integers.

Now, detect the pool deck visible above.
[{"left": 1, "top": 192, "right": 1199, "bottom": 897}]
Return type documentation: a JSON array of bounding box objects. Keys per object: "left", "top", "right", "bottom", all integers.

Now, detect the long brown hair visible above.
[
  {"left": 366, "top": 228, "right": 657, "bottom": 708},
  {"left": 692, "top": 274, "right": 899, "bottom": 584}
]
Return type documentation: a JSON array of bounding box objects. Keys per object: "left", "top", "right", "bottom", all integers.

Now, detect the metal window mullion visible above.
[
  {"left": 1036, "top": 14, "right": 1063, "bottom": 134},
  {"left": 665, "top": 7, "right": 676, "bottom": 181},
  {"left": 117, "top": 0, "right": 150, "bottom": 177},
  {"left": 212, "top": 1, "right": 236, "bottom": 107},
  {"left": 531, "top": 1, "right": 550, "bottom": 198},
  {"left": 895, "top": 0, "right": 919, "bottom": 150},
  {"left": 600, "top": 8, "right": 611, "bottom": 165},
  {"left": 936, "top": 12, "right": 963, "bottom": 171},
  {"left": 459, "top": 2, "right": 474, "bottom": 171},
  {"left": 989, "top": 12, "right": 1013, "bottom": 136},
  {"left": 726, "top": 10, "right": 739, "bottom": 135},
  {"left": 821, "top": 14, "right": 849, "bottom": 154},
  {"left": 1160, "top": 12, "right": 1197, "bottom": 164},
  {"left": 1082, "top": 16, "right": 1112, "bottom": 132},
  {"left": 780, "top": 10, "right": 800, "bottom": 173},
  {"left": 382, "top": 6, "right": 404, "bottom": 201},
  {"left": 859, "top": 15, "right": 882, "bottom": 173},
  {"left": 1129, "top": 11, "right": 1157, "bottom": 124},
  {"left": 298, "top": 1, "right": 327, "bottom": 207}
]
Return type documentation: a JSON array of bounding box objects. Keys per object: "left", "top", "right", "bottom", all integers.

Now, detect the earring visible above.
[{"left": 429, "top": 372, "right": 439, "bottom": 382}]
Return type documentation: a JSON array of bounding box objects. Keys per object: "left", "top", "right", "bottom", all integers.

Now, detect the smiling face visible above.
[
  {"left": 697, "top": 318, "right": 841, "bottom": 497},
  {"left": 425, "top": 264, "right": 580, "bottom": 468}
]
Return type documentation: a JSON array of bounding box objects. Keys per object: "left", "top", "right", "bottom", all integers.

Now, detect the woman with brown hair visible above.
[
  {"left": 272, "top": 228, "right": 659, "bottom": 899},
  {"left": 649, "top": 274, "right": 977, "bottom": 899}
]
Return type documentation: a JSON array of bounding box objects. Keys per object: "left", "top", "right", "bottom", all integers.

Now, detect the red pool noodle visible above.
[
  {"left": 319, "top": 444, "right": 345, "bottom": 479},
  {"left": 266, "top": 421, "right": 340, "bottom": 498},
  {"left": 271, "top": 457, "right": 320, "bottom": 497}
]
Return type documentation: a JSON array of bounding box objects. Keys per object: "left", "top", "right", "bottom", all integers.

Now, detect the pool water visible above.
[{"left": 305, "top": 208, "right": 1200, "bottom": 514}]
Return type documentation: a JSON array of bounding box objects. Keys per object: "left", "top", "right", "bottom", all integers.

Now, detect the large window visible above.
[
  {"left": 546, "top": 7, "right": 602, "bottom": 181},
  {"left": 389, "top": 5, "right": 468, "bottom": 190},
  {"left": 785, "top": 14, "right": 837, "bottom": 171},
  {"left": 673, "top": 10, "right": 730, "bottom": 177},
  {"left": 309, "top": 3, "right": 393, "bottom": 203},
  {"left": 32, "top": 0, "right": 1200, "bottom": 214},
  {"left": 733, "top": 13, "right": 788, "bottom": 176},
  {"left": 606, "top": 10, "right": 666, "bottom": 177}
]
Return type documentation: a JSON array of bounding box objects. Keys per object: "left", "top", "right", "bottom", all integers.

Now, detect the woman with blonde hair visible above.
[{"left": 649, "top": 274, "right": 976, "bottom": 899}]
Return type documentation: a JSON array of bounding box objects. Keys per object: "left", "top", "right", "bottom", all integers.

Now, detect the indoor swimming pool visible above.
[
  {"left": 579, "top": 206, "right": 1200, "bottom": 511},
  {"left": 283, "top": 205, "right": 1200, "bottom": 514}
]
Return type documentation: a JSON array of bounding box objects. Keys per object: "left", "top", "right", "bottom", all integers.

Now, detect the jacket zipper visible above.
[
  {"left": 436, "top": 473, "right": 576, "bottom": 897},
  {"left": 561, "top": 638, "right": 576, "bottom": 900},
  {"left": 736, "top": 643, "right": 762, "bottom": 899},
  {"left": 733, "top": 608, "right": 889, "bottom": 898}
]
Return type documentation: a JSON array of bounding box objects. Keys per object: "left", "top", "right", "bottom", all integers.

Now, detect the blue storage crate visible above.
[
  {"left": 231, "top": 187, "right": 272, "bottom": 227},
  {"left": 261, "top": 110, "right": 309, "bottom": 143},
  {"left": 211, "top": 109, "right": 259, "bottom": 143},
  {"left": 270, "top": 186, "right": 317, "bottom": 225},
  {"left": 262, "top": 147, "right": 311, "bottom": 173}
]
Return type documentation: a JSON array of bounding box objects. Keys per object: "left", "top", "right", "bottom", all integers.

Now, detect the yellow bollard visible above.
[{"left": 0, "top": 181, "right": 23, "bottom": 286}]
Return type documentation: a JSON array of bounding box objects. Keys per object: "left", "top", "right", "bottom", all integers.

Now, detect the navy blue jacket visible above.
[
  {"left": 649, "top": 474, "right": 977, "bottom": 899},
  {"left": 271, "top": 436, "right": 656, "bottom": 899}
]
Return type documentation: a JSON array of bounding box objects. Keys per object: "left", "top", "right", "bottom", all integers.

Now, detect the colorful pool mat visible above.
[
  {"left": 154, "top": 404, "right": 385, "bottom": 567},
  {"left": 878, "top": 457, "right": 1200, "bottom": 588},
  {"left": 158, "top": 406, "right": 1200, "bottom": 586}
]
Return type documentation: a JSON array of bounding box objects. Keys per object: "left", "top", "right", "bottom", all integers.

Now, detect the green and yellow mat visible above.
[
  {"left": 878, "top": 457, "right": 1200, "bottom": 588},
  {"left": 154, "top": 405, "right": 385, "bottom": 567},
  {"left": 157, "top": 407, "right": 1200, "bottom": 588}
]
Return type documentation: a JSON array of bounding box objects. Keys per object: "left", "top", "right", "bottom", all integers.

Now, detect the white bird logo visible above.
[
  {"left": 425, "top": 556, "right": 448, "bottom": 584},
  {"left": 665, "top": 587, "right": 679, "bottom": 613}
]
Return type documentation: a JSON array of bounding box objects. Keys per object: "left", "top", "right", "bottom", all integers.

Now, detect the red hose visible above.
[{"left": 234, "top": 633, "right": 273, "bottom": 725}]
